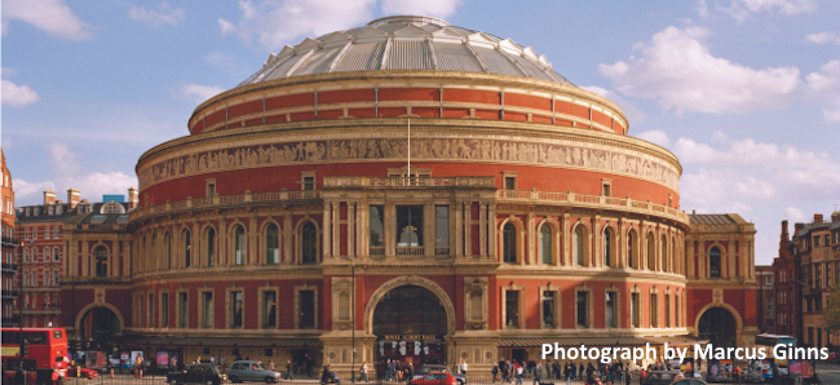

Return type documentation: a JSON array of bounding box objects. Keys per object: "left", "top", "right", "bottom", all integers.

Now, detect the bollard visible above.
[{"left": 110, "top": 368, "right": 114, "bottom": 378}]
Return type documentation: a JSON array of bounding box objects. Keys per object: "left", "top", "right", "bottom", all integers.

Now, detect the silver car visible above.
[{"left": 227, "top": 361, "right": 281, "bottom": 383}]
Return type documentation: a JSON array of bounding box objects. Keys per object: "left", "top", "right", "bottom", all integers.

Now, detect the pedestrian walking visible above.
[
  {"left": 461, "top": 361, "right": 468, "bottom": 377},
  {"left": 357, "top": 361, "right": 369, "bottom": 382},
  {"left": 534, "top": 362, "right": 542, "bottom": 385},
  {"left": 285, "top": 360, "right": 294, "bottom": 380},
  {"left": 492, "top": 363, "right": 499, "bottom": 383}
]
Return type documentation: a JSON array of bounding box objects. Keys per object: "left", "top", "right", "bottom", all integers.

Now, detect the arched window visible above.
[
  {"left": 661, "top": 234, "right": 668, "bottom": 272},
  {"left": 646, "top": 232, "right": 655, "bottom": 270},
  {"left": 43, "top": 247, "right": 49, "bottom": 262},
  {"left": 603, "top": 227, "right": 614, "bottom": 268},
  {"left": 574, "top": 225, "right": 585, "bottom": 266},
  {"left": 53, "top": 247, "right": 59, "bottom": 262},
  {"left": 234, "top": 226, "right": 246, "bottom": 265},
  {"left": 183, "top": 230, "right": 191, "bottom": 268},
  {"left": 503, "top": 223, "right": 517, "bottom": 263},
  {"left": 94, "top": 247, "right": 108, "bottom": 277},
  {"left": 710, "top": 247, "right": 722, "bottom": 278},
  {"left": 627, "top": 229, "right": 637, "bottom": 268},
  {"left": 539, "top": 225, "right": 551, "bottom": 265},
  {"left": 164, "top": 233, "right": 172, "bottom": 269},
  {"left": 301, "top": 222, "right": 318, "bottom": 264},
  {"left": 206, "top": 228, "right": 215, "bottom": 267},
  {"left": 266, "top": 223, "right": 280, "bottom": 265}
]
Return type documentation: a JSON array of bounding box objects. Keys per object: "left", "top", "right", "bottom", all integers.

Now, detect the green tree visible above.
[{"left": 822, "top": 284, "right": 840, "bottom": 334}]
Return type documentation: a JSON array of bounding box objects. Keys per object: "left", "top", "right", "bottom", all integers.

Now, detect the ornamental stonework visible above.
[{"left": 139, "top": 136, "right": 679, "bottom": 191}]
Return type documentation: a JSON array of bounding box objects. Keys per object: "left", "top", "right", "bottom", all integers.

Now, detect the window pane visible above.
[
  {"left": 576, "top": 291, "right": 588, "bottom": 327},
  {"left": 231, "top": 291, "right": 243, "bottom": 327},
  {"left": 203, "top": 292, "right": 213, "bottom": 327},
  {"left": 300, "top": 290, "right": 315, "bottom": 328},
  {"left": 710, "top": 248, "right": 721, "bottom": 278},
  {"left": 396, "top": 206, "right": 424, "bottom": 246},
  {"left": 540, "top": 226, "right": 551, "bottom": 264},
  {"left": 370, "top": 206, "right": 385, "bottom": 247},
  {"left": 542, "top": 291, "right": 554, "bottom": 328},
  {"left": 505, "top": 291, "right": 519, "bottom": 328},
  {"left": 235, "top": 227, "right": 245, "bottom": 265},
  {"left": 503, "top": 223, "right": 517, "bottom": 263},
  {"left": 301, "top": 223, "right": 317, "bottom": 264},
  {"left": 264, "top": 292, "right": 276, "bottom": 327},
  {"left": 207, "top": 229, "right": 215, "bottom": 267},
  {"left": 574, "top": 227, "right": 585, "bottom": 266},
  {"left": 604, "top": 229, "right": 612, "bottom": 267},
  {"left": 606, "top": 292, "right": 616, "bottom": 328},
  {"left": 266, "top": 224, "right": 279, "bottom": 265},
  {"left": 184, "top": 232, "right": 191, "bottom": 268},
  {"left": 435, "top": 206, "right": 449, "bottom": 247},
  {"left": 179, "top": 293, "right": 188, "bottom": 327}
]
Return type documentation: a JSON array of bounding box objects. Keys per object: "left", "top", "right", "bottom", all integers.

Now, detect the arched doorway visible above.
[
  {"left": 79, "top": 307, "right": 122, "bottom": 351},
  {"left": 373, "top": 285, "right": 448, "bottom": 370},
  {"left": 698, "top": 307, "right": 737, "bottom": 348}
]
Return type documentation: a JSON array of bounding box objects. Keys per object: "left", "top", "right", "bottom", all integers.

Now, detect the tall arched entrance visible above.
[
  {"left": 79, "top": 307, "right": 122, "bottom": 351},
  {"left": 373, "top": 285, "right": 448, "bottom": 369},
  {"left": 698, "top": 307, "right": 737, "bottom": 348}
]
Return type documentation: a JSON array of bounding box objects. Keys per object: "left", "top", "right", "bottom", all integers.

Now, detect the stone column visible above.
[
  {"left": 562, "top": 213, "right": 570, "bottom": 266},
  {"left": 332, "top": 202, "right": 340, "bottom": 258},
  {"left": 348, "top": 202, "right": 356, "bottom": 258},
  {"left": 283, "top": 212, "right": 293, "bottom": 264},
  {"left": 479, "top": 202, "right": 487, "bottom": 257},
  {"left": 464, "top": 202, "right": 472, "bottom": 258},
  {"left": 527, "top": 212, "right": 535, "bottom": 265},
  {"left": 593, "top": 215, "right": 601, "bottom": 267},
  {"left": 249, "top": 212, "right": 258, "bottom": 265},
  {"left": 385, "top": 204, "right": 396, "bottom": 257},
  {"left": 455, "top": 202, "right": 463, "bottom": 257},
  {"left": 323, "top": 202, "right": 332, "bottom": 259},
  {"left": 487, "top": 204, "right": 496, "bottom": 260}
]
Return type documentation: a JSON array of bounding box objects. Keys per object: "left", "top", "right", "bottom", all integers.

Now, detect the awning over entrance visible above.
[
  {"left": 118, "top": 336, "right": 322, "bottom": 349},
  {"left": 499, "top": 335, "right": 706, "bottom": 348}
]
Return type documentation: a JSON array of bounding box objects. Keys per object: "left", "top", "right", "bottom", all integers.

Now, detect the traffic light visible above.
[{"left": 21, "top": 338, "right": 30, "bottom": 357}]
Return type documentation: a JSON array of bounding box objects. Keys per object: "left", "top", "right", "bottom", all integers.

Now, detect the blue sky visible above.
[{"left": 2, "top": 0, "right": 839, "bottom": 264}]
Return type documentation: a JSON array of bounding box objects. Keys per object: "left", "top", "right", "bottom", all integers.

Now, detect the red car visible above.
[
  {"left": 67, "top": 367, "right": 99, "bottom": 379},
  {"left": 410, "top": 372, "right": 457, "bottom": 385}
]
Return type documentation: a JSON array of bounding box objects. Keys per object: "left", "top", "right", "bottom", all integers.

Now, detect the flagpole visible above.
[{"left": 407, "top": 118, "right": 411, "bottom": 179}]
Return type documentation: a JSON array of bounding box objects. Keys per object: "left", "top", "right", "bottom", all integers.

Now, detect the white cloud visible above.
[
  {"left": 580, "top": 85, "right": 648, "bottom": 124},
  {"left": 14, "top": 172, "right": 137, "bottom": 206},
  {"left": 173, "top": 83, "right": 225, "bottom": 104},
  {"left": 635, "top": 130, "right": 671, "bottom": 148},
  {"left": 806, "top": 59, "right": 840, "bottom": 122},
  {"left": 219, "top": 0, "right": 377, "bottom": 50},
  {"left": 675, "top": 132, "right": 840, "bottom": 212},
  {"left": 219, "top": 0, "right": 463, "bottom": 50},
  {"left": 806, "top": 32, "right": 840, "bottom": 45},
  {"left": 785, "top": 207, "right": 806, "bottom": 222},
  {"left": 49, "top": 143, "right": 80, "bottom": 175},
  {"left": 218, "top": 18, "right": 235, "bottom": 36},
  {"left": 599, "top": 26, "right": 800, "bottom": 115},
  {"left": 721, "top": 0, "right": 817, "bottom": 21},
  {"left": 380, "top": 0, "right": 462, "bottom": 19},
  {"left": 2, "top": 0, "right": 92, "bottom": 40},
  {"left": 129, "top": 2, "right": 185, "bottom": 28},
  {"left": 696, "top": 0, "right": 711, "bottom": 17},
  {"left": 1, "top": 79, "right": 39, "bottom": 107}
]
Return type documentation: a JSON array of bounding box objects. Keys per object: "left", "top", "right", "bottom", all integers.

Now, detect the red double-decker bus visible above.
[{"left": 1, "top": 327, "right": 69, "bottom": 376}]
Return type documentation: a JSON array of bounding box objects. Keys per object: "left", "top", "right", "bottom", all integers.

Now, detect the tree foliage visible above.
[{"left": 823, "top": 284, "right": 840, "bottom": 334}]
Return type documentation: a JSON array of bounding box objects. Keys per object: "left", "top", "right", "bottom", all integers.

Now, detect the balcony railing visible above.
[
  {"left": 369, "top": 246, "right": 385, "bottom": 256},
  {"left": 1, "top": 263, "right": 17, "bottom": 271},
  {"left": 497, "top": 189, "right": 689, "bottom": 223},
  {"left": 130, "top": 189, "right": 323, "bottom": 221},
  {"left": 395, "top": 246, "right": 424, "bottom": 256},
  {"left": 324, "top": 176, "right": 495, "bottom": 188},
  {"left": 1, "top": 237, "right": 18, "bottom": 246}
]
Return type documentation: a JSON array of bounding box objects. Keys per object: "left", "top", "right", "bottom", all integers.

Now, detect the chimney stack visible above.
[
  {"left": 794, "top": 222, "right": 805, "bottom": 234},
  {"left": 781, "top": 220, "right": 789, "bottom": 240},
  {"left": 832, "top": 211, "right": 840, "bottom": 223},
  {"left": 128, "top": 187, "right": 138, "bottom": 210},
  {"left": 43, "top": 190, "right": 56, "bottom": 205},
  {"left": 814, "top": 213, "right": 824, "bottom": 223},
  {"left": 67, "top": 189, "right": 80, "bottom": 210}
]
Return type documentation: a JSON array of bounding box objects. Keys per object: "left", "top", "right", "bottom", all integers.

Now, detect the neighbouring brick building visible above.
[
  {"left": 777, "top": 212, "right": 840, "bottom": 348},
  {"left": 2, "top": 149, "right": 19, "bottom": 326},
  {"left": 755, "top": 265, "right": 775, "bottom": 334},
  {"left": 774, "top": 220, "right": 801, "bottom": 339}
]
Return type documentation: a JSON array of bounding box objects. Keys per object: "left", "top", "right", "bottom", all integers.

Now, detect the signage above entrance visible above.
[{"left": 381, "top": 334, "right": 440, "bottom": 341}]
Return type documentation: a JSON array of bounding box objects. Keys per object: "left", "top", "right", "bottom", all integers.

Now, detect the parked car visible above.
[
  {"left": 227, "top": 361, "right": 282, "bottom": 383},
  {"left": 67, "top": 367, "right": 99, "bottom": 379},
  {"left": 410, "top": 372, "right": 457, "bottom": 385},
  {"left": 167, "top": 363, "right": 226, "bottom": 385},
  {"left": 671, "top": 379, "right": 708, "bottom": 385},
  {"left": 414, "top": 365, "right": 466, "bottom": 385},
  {"left": 644, "top": 371, "right": 682, "bottom": 385}
]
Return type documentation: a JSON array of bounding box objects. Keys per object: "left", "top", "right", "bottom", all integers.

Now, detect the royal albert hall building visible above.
[{"left": 105, "top": 15, "right": 756, "bottom": 372}]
